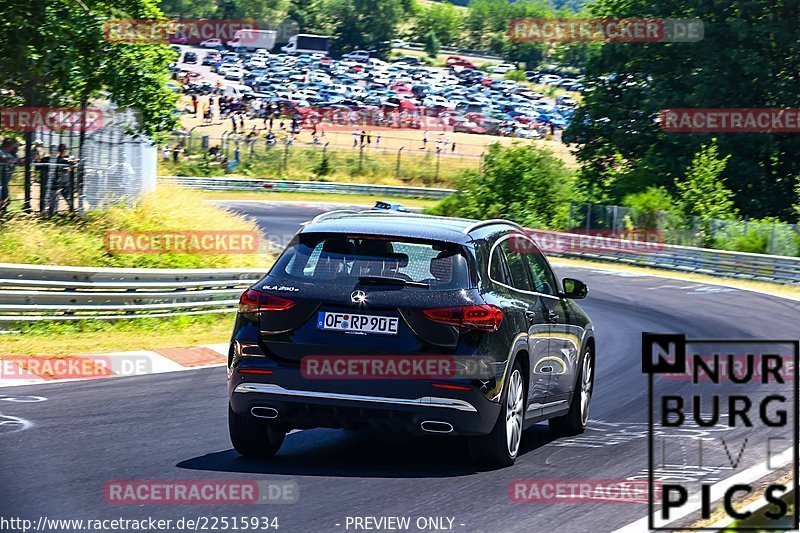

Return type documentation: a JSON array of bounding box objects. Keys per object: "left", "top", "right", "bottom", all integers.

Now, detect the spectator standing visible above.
[
  {"left": 422, "top": 129, "right": 429, "bottom": 149},
  {"left": 172, "top": 143, "right": 183, "bottom": 163},
  {"left": 0, "top": 138, "right": 20, "bottom": 214},
  {"left": 352, "top": 130, "right": 359, "bottom": 147},
  {"left": 44, "top": 144, "right": 76, "bottom": 216}
]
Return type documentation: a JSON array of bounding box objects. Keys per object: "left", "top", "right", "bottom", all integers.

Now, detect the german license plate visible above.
[{"left": 317, "top": 312, "right": 399, "bottom": 335}]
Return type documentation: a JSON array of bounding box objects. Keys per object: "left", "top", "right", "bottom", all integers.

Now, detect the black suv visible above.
[{"left": 228, "top": 212, "right": 595, "bottom": 467}]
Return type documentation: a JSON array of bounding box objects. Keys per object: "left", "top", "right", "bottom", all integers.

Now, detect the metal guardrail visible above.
[
  {"left": 528, "top": 229, "right": 800, "bottom": 285},
  {"left": 0, "top": 264, "right": 263, "bottom": 322},
  {"left": 160, "top": 176, "right": 456, "bottom": 199},
  {"left": 2, "top": 229, "right": 799, "bottom": 323}
]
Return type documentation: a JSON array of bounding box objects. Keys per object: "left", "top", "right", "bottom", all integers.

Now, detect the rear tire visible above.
[
  {"left": 469, "top": 361, "right": 525, "bottom": 468},
  {"left": 228, "top": 405, "right": 286, "bottom": 458},
  {"left": 549, "top": 348, "right": 593, "bottom": 436}
]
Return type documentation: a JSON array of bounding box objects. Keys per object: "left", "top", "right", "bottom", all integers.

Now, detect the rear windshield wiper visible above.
[{"left": 357, "top": 276, "right": 429, "bottom": 288}]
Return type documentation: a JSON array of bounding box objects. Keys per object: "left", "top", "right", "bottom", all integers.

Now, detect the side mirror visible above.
[{"left": 561, "top": 278, "right": 588, "bottom": 299}]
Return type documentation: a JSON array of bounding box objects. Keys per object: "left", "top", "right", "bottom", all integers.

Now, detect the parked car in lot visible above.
[
  {"left": 227, "top": 212, "right": 595, "bottom": 467},
  {"left": 556, "top": 95, "right": 578, "bottom": 107},
  {"left": 200, "top": 38, "right": 224, "bottom": 49},
  {"left": 224, "top": 67, "right": 246, "bottom": 81},
  {"left": 392, "top": 56, "right": 422, "bottom": 66},
  {"left": 202, "top": 52, "right": 221, "bottom": 66},
  {"left": 445, "top": 55, "right": 476, "bottom": 69},
  {"left": 452, "top": 117, "right": 487, "bottom": 134},
  {"left": 342, "top": 50, "right": 371, "bottom": 62},
  {"left": 489, "top": 63, "right": 517, "bottom": 75},
  {"left": 182, "top": 51, "right": 197, "bottom": 64}
]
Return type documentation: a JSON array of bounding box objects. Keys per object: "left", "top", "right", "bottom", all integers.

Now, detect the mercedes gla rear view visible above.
[{"left": 228, "top": 212, "right": 595, "bottom": 467}]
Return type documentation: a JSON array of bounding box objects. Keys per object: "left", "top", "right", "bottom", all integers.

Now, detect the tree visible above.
[
  {"left": 315, "top": 0, "right": 412, "bottom": 59},
  {"left": 413, "top": 1, "right": 462, "bottom": 46},
  {"left": 428, "top": 143, "right": 574, "bottom": 228},
  {"left": 0, "top": 0, "right": 177, "bottom": 138},
  {"left": 423, "top": 30, "right": 440, "bottom": 58},
  {"left": 675, "top": 141, "right": 736, "bottom": 221},
  {"left": 793, "top": 178, "right": 800, "bottom": 221},
  {"left": 564, "top": 0, "right": 800, "bottom": 219},
  {"left": 0, "top": 0, "right": 178, "bottom": 208}
]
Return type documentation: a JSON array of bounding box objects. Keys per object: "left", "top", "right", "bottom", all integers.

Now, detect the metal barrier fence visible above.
[
  {"left": 529, "top": 229, "right": 800, "bottom": 285},
  {"left": 159, "top": 176, "right": 456, "bottom": 199},
  {"left": 568, "top": 202, "right": 800, "bottom": 257},
  {"left": 1, "top": 111, "right": 157, "bottom": 215},
  {"left": 0, "top": 264, "right": 263, "bottom": 322},
  {"left": 168, "top": 130, "right": 483, "bottom": 185},
  {"left": 2, "top": 228, "right": 799, "bottom": 323}
]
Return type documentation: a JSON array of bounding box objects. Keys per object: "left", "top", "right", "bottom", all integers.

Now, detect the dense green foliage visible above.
[
  {"left": 564, "top": 0, "right": 800, "bottom": 220},
  {"left": 427, "top": 143, "right": 575, "bottom": 228},
  {"left": 0, "top": 0, "right": 178, "bottom": 139},
  {"left": 414, "top": 2, "right": 463, "bottom": 46}
]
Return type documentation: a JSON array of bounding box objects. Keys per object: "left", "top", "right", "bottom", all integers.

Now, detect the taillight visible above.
[
  {"left": 422, "top": 304, "right": 504, "bottom": 331},
  {"left": 238, "top": 288, "right": 296, "bottom": 314}
]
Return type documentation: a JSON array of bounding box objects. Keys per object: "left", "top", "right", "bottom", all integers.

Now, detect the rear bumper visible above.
[
  {"left": 235, "top": 383, "right": 478, "bottom": 412},
  {"left": 229, "top": 376, "right": 500, "bottom": 436}
]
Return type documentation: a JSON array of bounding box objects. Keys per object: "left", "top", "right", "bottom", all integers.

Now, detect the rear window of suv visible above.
[{"left": 269, "top": 233, "right": 471, "bottom": 290}]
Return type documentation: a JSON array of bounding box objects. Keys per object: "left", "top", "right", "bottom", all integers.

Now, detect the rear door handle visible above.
[
  {"left": 546, "top": 310, "right": 558, "bottom": 323},
  {"left": 525, "top": 310, "right": 537, "bottom": 322}
]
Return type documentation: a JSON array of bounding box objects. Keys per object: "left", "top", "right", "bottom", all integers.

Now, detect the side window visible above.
[
  {"left": 500, "top": 240, "right": 532, "bottom": 291},
  {"left": 524, "top": 241, "right": 558, "bottom": 295},
  {"left": 489, "top": 245, "right": 508, "bottom": 284}
]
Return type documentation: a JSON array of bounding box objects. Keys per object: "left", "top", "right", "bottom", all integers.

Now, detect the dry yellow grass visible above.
[
  {"left": 0, "top": 185, "right": 273, "bottom": 268},
  {"left": 176, "top": 104, "right": 579, "bottom": 169}
]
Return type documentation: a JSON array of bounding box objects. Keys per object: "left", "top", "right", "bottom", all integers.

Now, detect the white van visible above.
[
  {"left": 223, "top": 84, "right": 254, "bottom": 99},
  {"left": 342, "top": 50, "right": 371, "bottom": 62}
]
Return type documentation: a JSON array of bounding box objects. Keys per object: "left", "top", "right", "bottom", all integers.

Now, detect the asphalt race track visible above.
[{"left": 2, "top": 201, "right": 799, "bottom": 533}]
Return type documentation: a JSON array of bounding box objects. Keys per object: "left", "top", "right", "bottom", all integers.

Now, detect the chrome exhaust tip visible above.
[
  {"left": 251, "top": 406, "right": 279, "bottom": 419},
  {"left": 420, "top": 420, "right": 453, "bottom": 433}
]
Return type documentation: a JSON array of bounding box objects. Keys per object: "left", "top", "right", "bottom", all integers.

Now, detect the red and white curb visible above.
[{"left": 0, "top": 343, "right": 228, "bottom": 388}]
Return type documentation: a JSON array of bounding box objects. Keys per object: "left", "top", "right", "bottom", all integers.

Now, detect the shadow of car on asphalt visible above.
[{"left": 176, "top": 425, "right": 560, "bottom": 478}]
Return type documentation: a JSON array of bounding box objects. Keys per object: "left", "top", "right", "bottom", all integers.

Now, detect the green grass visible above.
[
  {"left": 0, "top": 314, "right": 236, "bottom": 356},
  {"left": 198, "top": 189, "right": 442, "bottom": 209},
  {"left": 160, "top": 145, "right": 475, "bottom": 187}
]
